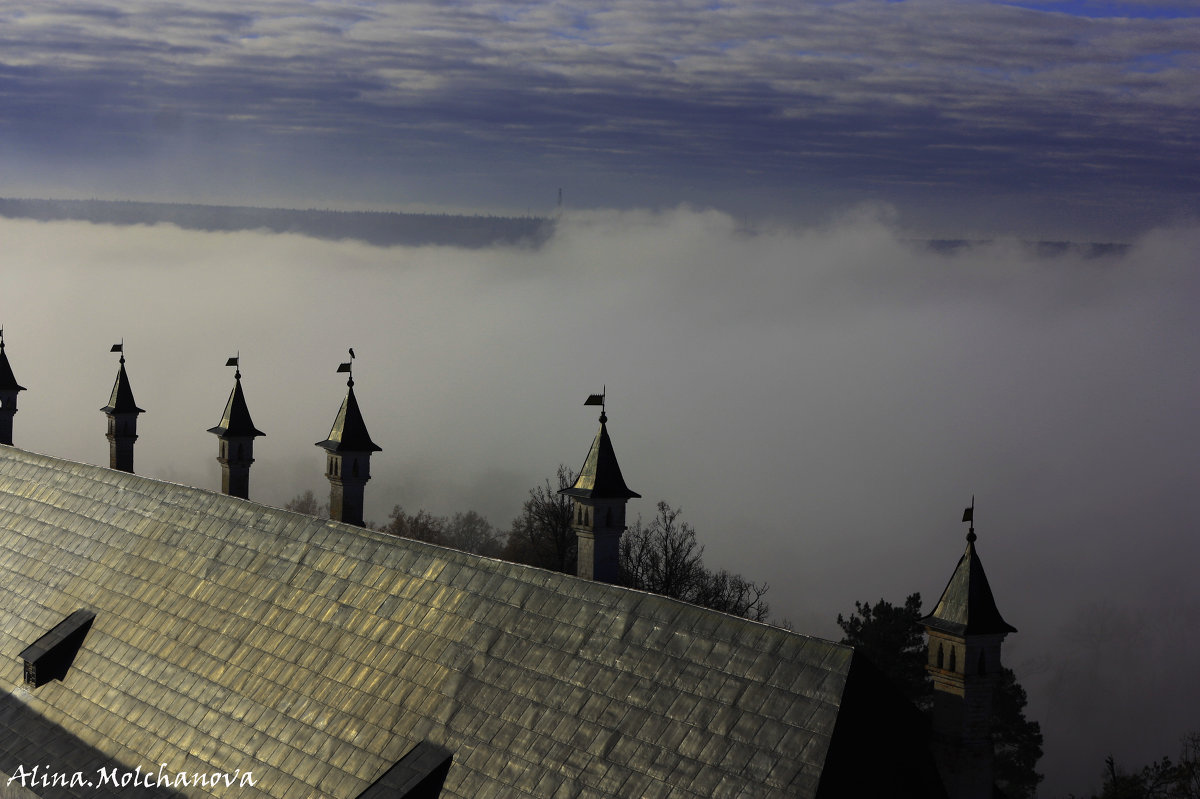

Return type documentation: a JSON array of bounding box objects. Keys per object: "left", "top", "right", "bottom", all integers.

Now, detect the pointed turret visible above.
[
  {"left": 922, "top": 501, "right": 1015, "bottom": 799},
  {"left": 100, "top": 343, "right": 144, "bottom": 473},
  {"left": 0, "top": 330, "right": 26, "bottom": 446},
  {"left": 208, "top": 357, "right": 265, "bottom": 499},
  {"left": 315, "top": 353, "right": 380, "bottom": 527},
  {"left": 559, "top": 391, "right": 640, "bottom": 583}
]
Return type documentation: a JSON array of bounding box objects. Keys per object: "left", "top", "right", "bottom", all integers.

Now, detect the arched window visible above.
[
  {"left": 605, "top": 507, "right": 612, "bottom": 526},
  {"left": 936, "top": 643, "right": 944, "bottom": 669},
  {"left": 949, "top": 647, "right": 957, "bottom": 672},
  {"left": 353, "top": 459, "right": 359, "bottom": 477},
  {"left": 977, "top": 650, "right": 986, "bottom": 675}
]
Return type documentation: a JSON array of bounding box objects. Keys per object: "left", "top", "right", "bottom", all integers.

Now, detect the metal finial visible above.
[
  {"left": 226, "top": 353, "right": 241, "bottom": 380},
  {"left": 962, "top": 495, "right": 976, "bottom": 542},
  {"left": 337, "top": 354, "right": 354, "bottom": 387},
  {"left": 111, "top": 339, "right": 125, "bottom": 364},
  {"left": 584, "top": 386, "right": 607, "bottom": 422}
]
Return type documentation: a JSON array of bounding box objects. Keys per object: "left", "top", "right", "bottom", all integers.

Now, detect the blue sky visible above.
[{"left": 0, "top": 0, "right": 1196, "bottom": 237}]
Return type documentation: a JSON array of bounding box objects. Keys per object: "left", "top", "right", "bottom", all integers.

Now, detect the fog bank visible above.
[{"left": 0, "top": 208, "right": 1196, "bottom": 796}]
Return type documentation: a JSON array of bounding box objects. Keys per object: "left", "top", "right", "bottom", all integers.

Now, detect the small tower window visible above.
[
  {"left": 936, "top": 643, "right": 944, "bottom": 669},
  {"left": 948, "top": 647, "right": 957, "bottom": 672},
  {"left": 352, "top": 459, "right": 359, "bottom": 477},
  {"left": 237, "top": 443, "right": 244, "bottom": 459},
  {"left": 977, "top": 650, "right": 986, "bottom": 676}
]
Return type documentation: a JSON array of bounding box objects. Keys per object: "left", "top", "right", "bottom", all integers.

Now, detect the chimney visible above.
[
  {"left": 100, "top": 343, "right": 144, "bottom": 473},
  {"left": 0, "top": 330, "right": 26, "bottom": 446},
  {"left": 559, "top": 390, "right": 639, "bottom": 583},
  {"left": 207, "top": 356, "right": 265, "bottom": 499},
  {"left": 315, "top": 352, "right": 380, "bottom": 527},
  {"left": 921, "top": 504, "right": 1016, "bottom": 799}
]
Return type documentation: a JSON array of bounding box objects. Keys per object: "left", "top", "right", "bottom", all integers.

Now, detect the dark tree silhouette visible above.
[
  {"left": 1085, "top": 733, "right": 1200, "bottom": 799},
  {"left": 502, "top": 465, "right": 577, "bottom": 573},
  {"left": 284, "top": 489, "right": 328, "bottom": 519},
  {"left": 621, "top": 501, "right": 770, "bottom": 621},
  {"left": 836, "top": 594, "right": 1043, "bottom": 798},
  {"left": 836, "top": 594, "right": 932, "bottom": 711}
]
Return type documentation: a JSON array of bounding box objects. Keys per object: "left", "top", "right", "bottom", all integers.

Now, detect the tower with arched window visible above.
[
  {"left": 922, "top": 509, "right": 1016, "bottom": 799},
  {"left": 100, "top": 344, "right": 144, "bottom": 473},
  {"left": 559, "top": 394, "right": 639, "bottom": 584},
  {"left": 207, "top": 358, "right": 265, "bottom": 500},
  {"left": 315, "top": 359, "right": 380, "bottom": 527}
]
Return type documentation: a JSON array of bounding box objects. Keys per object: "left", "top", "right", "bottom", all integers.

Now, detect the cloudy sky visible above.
[
  {"left": 0, "top": 0, "right": 1197, "bottom": 237},
  {"left": 1, "top": 1, "right": 1198, "bottom": 795}
]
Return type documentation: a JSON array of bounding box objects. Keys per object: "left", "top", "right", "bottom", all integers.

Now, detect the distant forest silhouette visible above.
[
  {"left": 0, "top": 197, "right": 554, "bottom": 249},
  {"left": 0, "top": 197, "right": 1130, "bottom": 256}
]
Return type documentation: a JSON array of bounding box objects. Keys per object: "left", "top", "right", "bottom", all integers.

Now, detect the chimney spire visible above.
[
  {"left": 0, "top": 329, "right": 27, "bottom": 447},
  {"left": 315, "top": 349, "right": 380, "bottom": 527},
  {"left": 208, "top": 354, "right": 265, "bottom": 499},
  {"left": 922, "top": 500, "right": 1016, "bottom": 799},
  {"left": 559, "top": 389, "right": 639, "bottom": 583},
  {"left": 100, "top": 341, "right": 144, "bottom": 473}
]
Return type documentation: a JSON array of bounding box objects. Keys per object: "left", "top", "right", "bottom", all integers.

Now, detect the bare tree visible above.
[
  {"left": 621, "top": 501, "right": 770, "bottom": 622},
  {"left": 503, "top": 465, "right": 577, "bottom": 572},
  {"left": 284, "top": 489, "right": 328, "bottom": 519}
]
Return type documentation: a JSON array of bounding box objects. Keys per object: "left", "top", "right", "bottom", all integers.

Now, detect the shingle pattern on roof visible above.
[
  {"left": 0, "top": 447, "right": 856, "bottom": 798},
  {"left": 207, "top": 378, "right": 265, "bottom": 439},
  {"left": 923, "top": 536, "right": 1016, "bottom": 637}
]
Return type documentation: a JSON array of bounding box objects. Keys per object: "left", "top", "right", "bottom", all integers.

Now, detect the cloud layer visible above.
[
  {"left": 0, "top": 0, "right": 1196, "bottom": 235},
  {"left": 0, "top": 210, "right": 1196, "bottom": 793}
]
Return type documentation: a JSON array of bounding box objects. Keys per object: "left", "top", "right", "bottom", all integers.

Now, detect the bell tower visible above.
[
  {"left": 207, "top": 356, "right": 265, "bottom": 499},
  {"left": 0, "top": 329, "right": 26, "bottom": 446},
  {"left": 559, "top": 390, "right": 640, "bottom": 583},
  {"left": 100, "top": 342, "right": 144, "bottom": 473},
  {"left": 922, "top": 499, "right": 1016, "bottom": 799},
  {"left": 315, "top": 351, "right": 381, "bottom": 527}
]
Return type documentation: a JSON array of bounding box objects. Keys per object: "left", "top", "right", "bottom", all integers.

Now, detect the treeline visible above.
[
  {"left": 0, "top": 197, "right": 554, "bottom": 248},
  {"left": 285, "top": 464, "right": 771, "bottom": 622}
]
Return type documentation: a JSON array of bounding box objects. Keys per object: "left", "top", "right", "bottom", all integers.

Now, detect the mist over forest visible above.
[{"left": 1, "top": 206, "right": 1196, "bottom": 797}]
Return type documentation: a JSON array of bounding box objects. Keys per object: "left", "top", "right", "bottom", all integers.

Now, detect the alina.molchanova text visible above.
[{"left": 7, "top": 763, "right": 258, "bottom": 789}]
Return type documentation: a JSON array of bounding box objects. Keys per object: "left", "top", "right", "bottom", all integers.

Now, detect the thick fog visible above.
[{"left": 1, "top": 209, "right": 1196, "bottom": 795}]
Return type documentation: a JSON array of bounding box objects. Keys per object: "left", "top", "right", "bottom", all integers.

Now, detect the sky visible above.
[
  {"left": 1, "top": 0, "right": 1198, "bottom": 795},
  {"left": 0, "top": 0, "right": 1197, "bottom": 238}
]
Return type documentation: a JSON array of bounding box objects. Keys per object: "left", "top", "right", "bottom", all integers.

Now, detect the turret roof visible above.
[
  {"left": 922, "top": 531, "right": 1016, "bottom": 637},
  {"left": 315, "top": 380, "right": 381, "bottom": 453},
  {"left": 0, "top": 341, "right": 24, "bottom": 393},
  {"left": 560, "top": 413, "right": 640, "bottom": 500},
  {"left": 207, "top": 375, "right": 265, "bottom": 439},
  {"left": 99, "top": 360, "right": 144, "bottom": 415}
]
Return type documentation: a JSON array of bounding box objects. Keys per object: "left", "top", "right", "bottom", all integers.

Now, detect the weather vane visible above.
[
  {"left": 337, "top": 348, "right": 355, "bottom": 385},
  {"left": 962, "top": 495, "right": 976, "bottom": 542},
  {"left": 226, "top": 351, "right": 241, "bottom": 380},
  {"left": 584, "top": 385, "right": 606, "bottom": 422},
  {"left": 110, "top": 339, "right": 125, "bottom": 364}
]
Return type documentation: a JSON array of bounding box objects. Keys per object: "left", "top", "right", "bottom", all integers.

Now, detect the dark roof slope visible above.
[
  {"left": 0, "top": 447, "right": 922, "bottom": 798},
  {"left": 923, "top": 534, "right": 1016, "bottom": 637},
  {"left": 0, "top": 346, "right": 24, "bottom": 393},
  {"left": 560, "top": 419, "right": 640, "bottom": 500},
  {"left": 207, "top": 377, "right": 265, "bottom": 439},
  {"left": 99, "top": 362, "right": 144, "bottom": 415},
  {"left": 316, "top": 384, "right": 380, "bottom": 453}
]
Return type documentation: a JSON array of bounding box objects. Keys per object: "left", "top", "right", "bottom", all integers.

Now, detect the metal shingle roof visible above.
[{"left": 0, "top": 447, "right": 873, "bottom": 798}]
